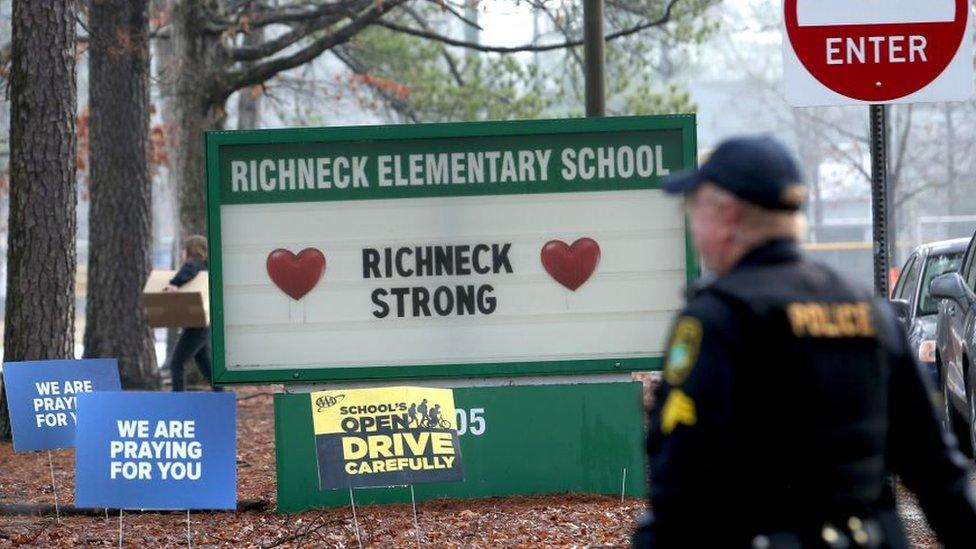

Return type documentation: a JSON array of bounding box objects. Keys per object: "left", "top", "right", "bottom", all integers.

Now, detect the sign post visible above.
[
  {"left": 783, "top": 0, "right": 975, "bottom": 296},
  {"left": 584, "top": 0, "right": 606, "bottom": 116},
  {"left": 870, "top": 105, "right": 891, "bottom": 296}
]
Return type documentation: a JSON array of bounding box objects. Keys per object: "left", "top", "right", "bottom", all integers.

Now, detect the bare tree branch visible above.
[
  {"left": 890, "top": 105, "right": 913, "bottom": 186},
  {"left": 224, "top": 0, "right": 260, "bottom": 14},
  {"left": 423, "top": 0, "right": 482, "bottom": 31},
  {"left": 229, "top": 3, "right": 370, "bottom": 62},
  {"left": 401, "top": 5, "right": 465, "bottom": 86},
  {"left": 894, "top": 177, "right": 945, "bottom": 209},
  {"left": 220, "top": 0, "right": 410, "bottom": 101},
  {"left": 376, "top": 0, "right": 681, "bottom": 53},
  {"left": 333, "top": 45, "right": 421, "bottom": 123},
  {"left": 150, "top": 26, "right": 171, "bottom": 40},
  {"left": 795, "top": 113, "right": 872, "bottom": 182},
  {"left": 76, "top": 13, "right": 92, "bottom": 36},
  {"left": 241, "top": 2, "right": 364, "bottom": 29},
  {"left": 798, "top": 110, "right": 868, "bottom": 145},
  {"left": 231, "top": 24, "right": 323, "bottom": 62},
  {"left": 532, "top": 1, "right": 585, "bottom": 69},
  {"left": 605, "top": 0, "right": 657, "bottom": 18}
]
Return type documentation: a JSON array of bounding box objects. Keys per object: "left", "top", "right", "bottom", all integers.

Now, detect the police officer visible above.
[{"left": 634, "top": 136, "right": 976, "bottom": 548}]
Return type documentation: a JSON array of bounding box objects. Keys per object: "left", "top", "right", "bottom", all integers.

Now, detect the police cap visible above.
[{"left": 662, "top": 135, "right": 806, "bottom": 211}]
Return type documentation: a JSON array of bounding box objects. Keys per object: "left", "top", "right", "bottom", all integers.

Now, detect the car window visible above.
[
  {"left": 917, "top": 251, "right": 964, "bottom": 315},
  {"left": 898, "top": 256, "right": 922, "bottom": 305},
  {"left": 969, "top": 254, "right": 976, "bottom": 291},
  {"left": 892, "top": 256, "right": 917, "bottom": 300},
  {"left": 964, "top": 237, "right": 976, "bottom": 288}
]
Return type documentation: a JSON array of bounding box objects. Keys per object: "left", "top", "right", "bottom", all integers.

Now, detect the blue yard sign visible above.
[
  {"left": 2, "top": 359, "right": 121, "bottom": 452},
  {"left": 75, "top": 391, "right": 237, "bottom": 510}
]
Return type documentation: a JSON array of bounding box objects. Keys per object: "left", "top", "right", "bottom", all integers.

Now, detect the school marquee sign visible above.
[{"left": 206, "top": 115, "right": 696, "bottom": 384}]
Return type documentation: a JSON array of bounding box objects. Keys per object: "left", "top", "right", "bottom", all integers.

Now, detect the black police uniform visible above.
[{"left": 636, "top": 239, "right": 976, "bottom": 548}]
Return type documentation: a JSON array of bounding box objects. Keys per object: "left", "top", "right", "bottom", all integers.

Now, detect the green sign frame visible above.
[
  {"left": 206, "top": 115, "right": 698, "bottom": 385},
  {"left": 274, "top": 382, "right": 648, "bottom": 513}
]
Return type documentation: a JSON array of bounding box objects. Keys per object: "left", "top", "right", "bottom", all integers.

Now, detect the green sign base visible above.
[{"left": 274, "top": 381, "right": 647, "bottom": 513}]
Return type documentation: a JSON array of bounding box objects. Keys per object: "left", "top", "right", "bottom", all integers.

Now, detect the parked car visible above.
[
  {"left": 931, "top": 233, "right": 976, "bottom": 455},
  {"left": 890, "top": 238, "right": 968, "bottom": 386}
]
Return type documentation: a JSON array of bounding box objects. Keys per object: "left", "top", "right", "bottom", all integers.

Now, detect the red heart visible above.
[
  {"left": 541, "top": 238, "right": 601, "bottom": 291},
  {"left": 266, "top": 248, "right": 326, "bottom": 301}
]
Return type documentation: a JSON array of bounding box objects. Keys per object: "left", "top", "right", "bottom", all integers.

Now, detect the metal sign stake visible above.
[
  {"left": 47, "top": 450, "right": 61, "bottom": 524},
  {"left": 349, "top": 487, "right": 363, "bottom": 549},
  {"left": 621, "top": 468, "right": 627, "bottom": 504},
  {"left": 410, "top": 484, "right": 422, "bottom": 547}
]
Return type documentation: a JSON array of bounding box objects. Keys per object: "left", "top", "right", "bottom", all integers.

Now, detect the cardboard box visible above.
[{"left": 142, "top": 270, "right": 210, "bottom": 328}]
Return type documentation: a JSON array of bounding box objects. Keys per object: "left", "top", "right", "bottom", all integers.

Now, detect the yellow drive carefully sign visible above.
[{"left": 310, "top": 387, "right": 463, "bottom": 489}]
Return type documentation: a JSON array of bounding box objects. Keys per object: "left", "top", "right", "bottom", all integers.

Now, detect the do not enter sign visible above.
[{"left": 783, "top": 0, "right": 974, "bottom": 106}]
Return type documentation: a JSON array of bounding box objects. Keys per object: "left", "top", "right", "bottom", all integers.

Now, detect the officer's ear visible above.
[
  {"left": 729, "top": 199, "right": 745, "bottom": 222},
  {"left": 721, "top": 196, "right": 745, "bottom": 228}
]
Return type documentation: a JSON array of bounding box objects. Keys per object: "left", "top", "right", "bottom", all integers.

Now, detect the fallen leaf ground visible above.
[
  {"left": 0, "top": 386, "right": 646, "bottom": 547},
  {"left": 0, "top": 380, "right": 948, "bottom": 547}
]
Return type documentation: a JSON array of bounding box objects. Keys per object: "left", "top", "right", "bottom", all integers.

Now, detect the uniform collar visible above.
[
  {"left": 733, "top": 238, "right": 801, "bottom": 270},
  {"left": 686, "top": 239, "right": 802, "bottom": 298}
]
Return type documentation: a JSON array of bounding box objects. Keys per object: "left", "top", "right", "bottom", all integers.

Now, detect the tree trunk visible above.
[
  {"left": 173, "top": 95, "right": 225, "bottom": 239},
  {"left": 944, "top": 104, "right": 959, "bottom": 217},
  {"left": 237, "top": 87, "right": 261, "bottom": 130},
  {"left": 0, "top": 0, "right": 78, "bottom": 439},
  {"left": 236, "top": 27, "right": 264, "bottom": 131},
  {"left": 151, "top": 0, "right": 178, "bottom": 255},
  {"left": 171, "top": 0, "right": 227, "bottom": 239},
  {"left": 151, "top": 0, "right": 182, "bottom": 385},
  {"left": 83, "top": 0, "right": 158, "bottom": 389},
  {"left": 793, "top": 108, "right": 823, "bottom": 241}
]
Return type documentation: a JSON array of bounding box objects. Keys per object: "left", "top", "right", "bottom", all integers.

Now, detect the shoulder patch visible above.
[
  {"left": 664, "top": 316, "right": 703, "bottom": 386},
  {"left": 661, "top": 388, "right": 697, "bottom": 434}
]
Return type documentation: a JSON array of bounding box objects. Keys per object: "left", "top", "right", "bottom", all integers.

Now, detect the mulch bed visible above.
[
  {"left": 0, "top": 385, "right": 645, "bottom": 547},
  {"left": 0, "top": 380, "right": 947, "bottom": 547}
]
